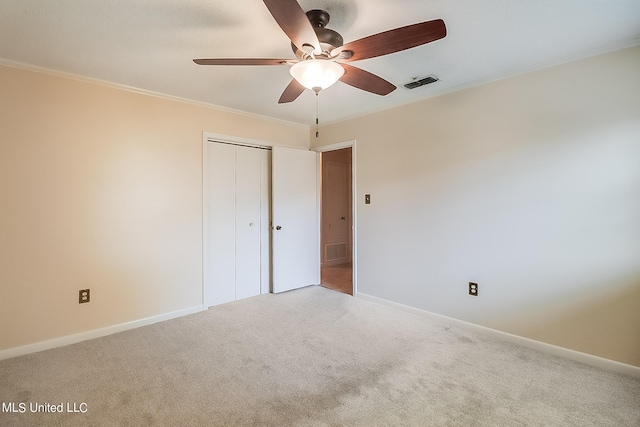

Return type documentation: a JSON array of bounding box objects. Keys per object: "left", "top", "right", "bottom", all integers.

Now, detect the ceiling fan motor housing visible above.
[{"left": 292, "top": 10, "right": 344, "bottom": 59}]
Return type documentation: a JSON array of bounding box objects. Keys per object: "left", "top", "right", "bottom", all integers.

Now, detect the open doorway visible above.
[{"left": 320, "top": 147, "right": 353, "bottom": 295}]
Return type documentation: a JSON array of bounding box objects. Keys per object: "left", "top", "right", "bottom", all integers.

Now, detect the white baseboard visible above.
[
  {"left": 0, "top": 305, "right": 204, "bottom": 361},
  {"left": 356, "top": 292, "right": 640, "bottom": 379}
]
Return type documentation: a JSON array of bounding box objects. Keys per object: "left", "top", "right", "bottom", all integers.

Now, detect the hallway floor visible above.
[{"left": 320, "top": 262, "right": 353, "bottom": 295}]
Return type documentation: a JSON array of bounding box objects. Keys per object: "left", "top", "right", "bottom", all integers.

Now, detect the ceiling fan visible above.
[{"left": 193, "top": 0, "right": 447, "bottom": 104}]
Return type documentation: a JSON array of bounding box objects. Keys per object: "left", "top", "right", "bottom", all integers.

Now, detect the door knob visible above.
[{"left": 275, "top": 225, "right": 282, "bottom": 230}]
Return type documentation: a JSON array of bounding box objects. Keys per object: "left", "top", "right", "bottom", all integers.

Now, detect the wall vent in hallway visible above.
[{"left": 325, "top": 242, "right": 348, "bottom": 262}]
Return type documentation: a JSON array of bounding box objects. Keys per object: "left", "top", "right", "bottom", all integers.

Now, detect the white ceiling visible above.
[{"left": 1, "top": 0, "right": 639, "bottom": 126}]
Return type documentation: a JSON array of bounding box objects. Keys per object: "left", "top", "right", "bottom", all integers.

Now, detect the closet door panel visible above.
[
  {"left": 235, "top": 146, "right": 262, "bottom": 300},
  {"left": 205, "top": 143, "right": 236, "bottom": 306}
]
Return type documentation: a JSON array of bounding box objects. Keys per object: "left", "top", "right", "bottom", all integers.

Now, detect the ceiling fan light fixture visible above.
[{"left": 290, "top": 59, "right": 344, "bottom": 92}]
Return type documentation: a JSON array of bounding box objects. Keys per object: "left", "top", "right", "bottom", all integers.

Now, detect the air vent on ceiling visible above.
[{"left": 404, "top": 75, "right": 439, "bottom": 89}]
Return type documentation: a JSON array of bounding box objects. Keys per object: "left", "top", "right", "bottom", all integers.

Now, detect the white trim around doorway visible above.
[{"left": 312, "top": 140, "right": 357, "bottom": 295}]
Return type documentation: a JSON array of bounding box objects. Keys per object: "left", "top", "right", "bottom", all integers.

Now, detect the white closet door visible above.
[
  {"left": 235, "top": 146, "right": 262, "bottom": 300},
  {"left": 205, "top": 143, "right": 236, "bottom": 306},
  {"left": 272, "top": 147, "right": 320, "bottom": 293}
]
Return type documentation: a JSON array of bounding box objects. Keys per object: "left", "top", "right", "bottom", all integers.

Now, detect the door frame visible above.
[{"left": 313, "top": 140, "right": 357, "bottom": 295}]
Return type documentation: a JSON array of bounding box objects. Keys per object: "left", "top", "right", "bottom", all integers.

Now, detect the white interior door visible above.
[{"left": 272, "top": 146, "right": 320, "bottom": 293}]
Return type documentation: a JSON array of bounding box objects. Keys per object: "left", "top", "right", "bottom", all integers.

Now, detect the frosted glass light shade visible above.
[{"left": 289, "top": 59, "right": 345, "bottom": 92}]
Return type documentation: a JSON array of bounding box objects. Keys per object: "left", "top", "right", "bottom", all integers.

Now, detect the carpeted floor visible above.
[{"left": 1, "top": 286, "right": 638, "bottom": 426}]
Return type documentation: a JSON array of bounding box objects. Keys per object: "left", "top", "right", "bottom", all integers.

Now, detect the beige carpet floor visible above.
[{"left": 1, "top": 286, "right": 639, "bottom": 426}]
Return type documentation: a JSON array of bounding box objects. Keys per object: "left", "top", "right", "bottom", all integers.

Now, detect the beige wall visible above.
[
  {"left": 0, "top": 64, "right": 308, "bottom": 350},
  {"left": 313, "top": 46, "right": 640, "bottom": 366}
]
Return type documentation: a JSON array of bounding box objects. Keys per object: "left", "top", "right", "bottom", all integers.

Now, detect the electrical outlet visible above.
[
  {"left": 79, "top": 289, "right": 90, "bottom": 304},
  {"left": 469, "top": 282, "right": 478, "bottom": 296}
]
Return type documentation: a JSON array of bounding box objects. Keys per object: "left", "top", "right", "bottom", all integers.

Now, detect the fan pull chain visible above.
[{"left": 315, "top": 91, "right": 321, "bottom": 138}]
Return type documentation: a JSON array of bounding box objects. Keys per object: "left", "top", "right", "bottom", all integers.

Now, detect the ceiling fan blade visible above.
[
  {"left": 263, "top": 0, "right": 321, "bottom": 54},
  {"left": 278, "top": 79, "right": 306, "bottom": 104},
  {"left": 193, "top": 58, "right": 292, "bottom": 66},
  {"left": 332, "top": 19, "right": 446, "bottom": 62},
  {"left": 339, "top": 64, "right": 396, "bottom": 96}
]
